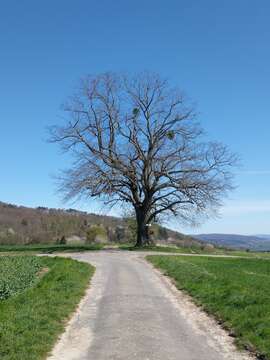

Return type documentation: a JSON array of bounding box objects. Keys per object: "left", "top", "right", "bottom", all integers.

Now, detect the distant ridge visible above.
[
  {"left": 194, "top": 233, "right": 270, "bottom": 251},
  {"left": 255, "top": 234, "right": 270, "bottom": 240}
]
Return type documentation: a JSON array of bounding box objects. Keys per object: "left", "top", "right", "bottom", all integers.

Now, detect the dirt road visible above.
[{"left": 48, "top": 251, "right": 253, "bottom": 360}]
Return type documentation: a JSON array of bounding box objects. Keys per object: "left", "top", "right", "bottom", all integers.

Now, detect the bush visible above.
[
  {"left": 21, "top": 219, "right": 28, "bottom": 226},
  {"left": 86, "top": 224, "right": 108, "bottom": 243},
  {"left": 59, "top": 235, "right": 66, "bottom": 244},
  {"left": 125, "top": 218, "right": 137, "bottom": 243}
]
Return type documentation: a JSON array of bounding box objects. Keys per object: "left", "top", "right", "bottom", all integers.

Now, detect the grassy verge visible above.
[
  {"left": 119, "top": 244, "right": 226, "bottom": 254},
  {"left": 0, "top": 256, "right": 94, "bottom": 360},
  {"left": 147, "top": 255, "right": 270, "bottom": 359},
  {"left": 120, "top": 244, "right": 270, "bottom": 258},
  {"left": 0, "top": 243, "right": 103, "bottom": 254}
]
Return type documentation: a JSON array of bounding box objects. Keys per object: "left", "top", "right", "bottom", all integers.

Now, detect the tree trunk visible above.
[{"left": 135, "top": 209, "right": 150, "bottom": 247}]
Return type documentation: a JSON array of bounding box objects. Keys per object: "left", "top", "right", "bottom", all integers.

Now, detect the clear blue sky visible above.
[{"left": 1, "top": 0, "right": 270, "bottom": 234}]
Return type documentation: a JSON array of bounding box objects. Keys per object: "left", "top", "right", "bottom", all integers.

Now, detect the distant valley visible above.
[{"left": 194, "top": 233, "right": 270, "bottom": 251}]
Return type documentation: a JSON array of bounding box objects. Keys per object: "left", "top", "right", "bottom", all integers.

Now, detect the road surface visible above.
[{"left": 48, "top": 251, "right": 253, "bottom": 360}]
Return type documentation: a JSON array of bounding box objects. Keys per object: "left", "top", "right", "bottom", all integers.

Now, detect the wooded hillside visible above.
[{"left": 0, "top": 202, "right": 203, "bottom": 248}]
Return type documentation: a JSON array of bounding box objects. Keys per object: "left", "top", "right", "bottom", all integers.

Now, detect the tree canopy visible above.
[{"left": 50, "top": 72, "right": 237, "bottom": 246}]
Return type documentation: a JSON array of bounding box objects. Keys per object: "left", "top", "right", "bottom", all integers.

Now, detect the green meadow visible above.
[{"left": 148, "top": 255, "right": 270, "bottom": 359}]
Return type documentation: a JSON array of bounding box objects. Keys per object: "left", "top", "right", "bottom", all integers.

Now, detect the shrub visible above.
[
  {"left": 59, "top": 235, "right": 66, "bottom": 244},
  {"left": 21, "top": 219, "right": 28, "bottom": 226},
  {"left": 86, "top": 224, "right": 108, "bottom": 243},
  {"left": 125, "top": 218, "right": 136, "bottom": 243}
]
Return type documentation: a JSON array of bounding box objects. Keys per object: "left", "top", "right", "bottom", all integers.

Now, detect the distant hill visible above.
[
  {"left": 194, "top": 233, "right": 270, "bottom": 251},
  {"left": 255, "top": 234, "right": 270, "bottom": 240},
  {"left": 0, "top": 201, "right": 203, "bottom": 248}
]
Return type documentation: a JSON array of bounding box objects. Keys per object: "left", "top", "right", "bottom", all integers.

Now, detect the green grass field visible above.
[
  {"left": 0, "top": 255, "right": 94, "bottom": 360},
  {"left": 0, "top": 243, "right": 103, "bottom": 254},
  {"left": 120, "top": 243, "right": 270, "bottom": 258},
  {"left": 1, "top": 242, "right": 270, "bottom": 260},
  {"left": 0, "top": 256, "right": 42, "bottom": 299},
  {"left": 147, "top": 255, "right": 270, "bottom": 359}
]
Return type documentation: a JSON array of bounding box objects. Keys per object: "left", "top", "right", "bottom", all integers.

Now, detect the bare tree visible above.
[{"left": 49, "top": 72, "right": 237, "bottom": 247}]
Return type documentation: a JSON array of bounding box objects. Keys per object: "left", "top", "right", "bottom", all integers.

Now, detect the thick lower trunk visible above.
[
  {"left": 135, "top": 209, "right": 150, "bottom": 247},
  {"left": 135, "top": 223, "right": 149, "bottom": 247}
]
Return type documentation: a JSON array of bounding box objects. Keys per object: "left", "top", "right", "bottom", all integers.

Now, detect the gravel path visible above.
[{"left": 47, "top": 251, "right": 254, "bottom": 360}]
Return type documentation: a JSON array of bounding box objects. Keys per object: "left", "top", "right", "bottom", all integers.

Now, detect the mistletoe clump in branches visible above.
[{"left": 50, "top": 72, "right": 237, "bottom": 247}]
